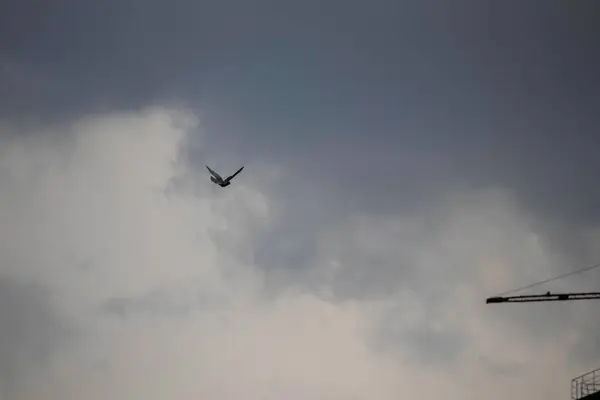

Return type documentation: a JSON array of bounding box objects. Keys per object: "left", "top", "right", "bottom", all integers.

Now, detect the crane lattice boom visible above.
[{"left": 486, "top": 292, "right": 600, "bottom": 303}]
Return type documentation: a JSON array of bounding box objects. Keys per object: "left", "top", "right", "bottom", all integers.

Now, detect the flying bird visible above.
[{"left": 206, "top": 165, "right": 244, "bottom": 187}]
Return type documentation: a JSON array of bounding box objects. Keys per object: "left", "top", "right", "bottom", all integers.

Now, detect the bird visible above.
[{"left": 206, "top": 165, "right": 244, "bottom": 187}]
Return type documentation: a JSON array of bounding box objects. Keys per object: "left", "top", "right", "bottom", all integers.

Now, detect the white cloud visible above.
[{"left": 0, "top": 106, "right": 595, "bottom": 400}]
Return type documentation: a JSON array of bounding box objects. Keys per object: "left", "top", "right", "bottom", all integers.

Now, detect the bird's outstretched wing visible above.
[
  {"left": 225, "top": 166, "right": 244, "bottom": 182},
  {"left": 206, "top": 166, "right": 223, "bottom": 181}
]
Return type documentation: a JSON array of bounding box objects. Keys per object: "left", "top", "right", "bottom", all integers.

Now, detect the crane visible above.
[
  {"left": 486, "top": 261, "right": 600, "bottom": 304},
  {"left": 486, "top": 291, "right": 600, "bottom": 303},
  {"left": 485, "top": 261, "right": 600, "bottom": 400}
]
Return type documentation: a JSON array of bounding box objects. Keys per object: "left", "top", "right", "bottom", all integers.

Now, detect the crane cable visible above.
[{"left": 496, "top": 261, "right": 600, "bottom": 297}]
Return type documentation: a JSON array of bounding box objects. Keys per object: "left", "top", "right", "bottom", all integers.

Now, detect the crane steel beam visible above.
[{"left": 486, "top": 292, "right": 600, "bottom": 304}]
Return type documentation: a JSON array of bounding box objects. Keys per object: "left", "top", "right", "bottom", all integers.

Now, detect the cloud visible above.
[
  {"left": 3, "top": 0, "right": 599, "bottom": 278},
  {"left": 0, "top": 275, "right": 73, "bottom": 399},
  {"left": 0, "top": 106, "right": 598, "bottom": 400}
]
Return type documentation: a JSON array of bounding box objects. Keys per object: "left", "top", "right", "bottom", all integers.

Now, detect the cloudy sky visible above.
[{"left": 1, "top": 0, "right": 600, "bottom": 399}]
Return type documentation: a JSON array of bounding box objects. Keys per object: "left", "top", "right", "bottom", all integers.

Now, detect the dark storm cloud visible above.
[{"left": 0, "top": 0, "right": 67, "bottom": 55}]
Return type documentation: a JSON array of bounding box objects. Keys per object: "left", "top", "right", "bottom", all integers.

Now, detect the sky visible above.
[{"left": 0, "top": 0, "right": 600, "bottom": 399}]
